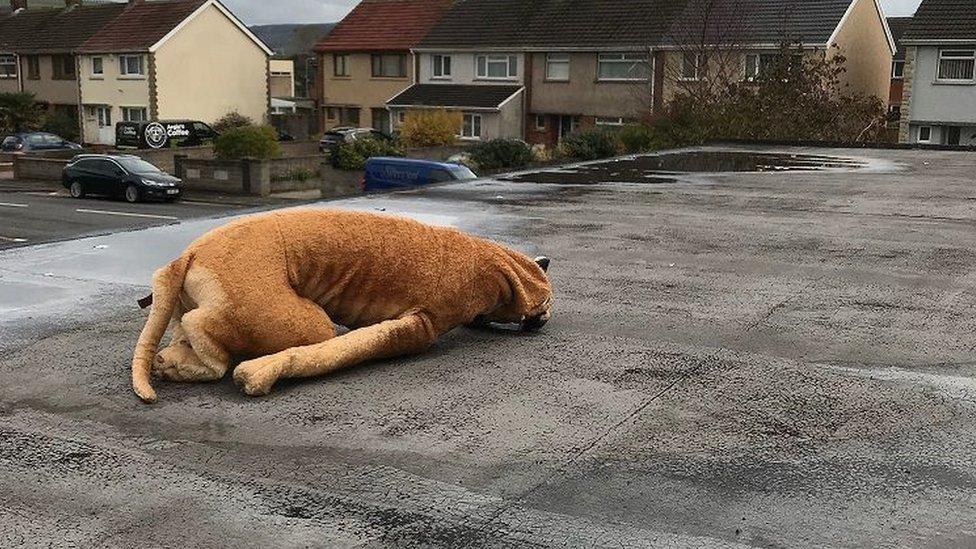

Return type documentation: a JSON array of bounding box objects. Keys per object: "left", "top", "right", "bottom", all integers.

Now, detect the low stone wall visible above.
[
  {"left": 268, "top": 155, "right": 325, "bottom": 192},
  {"left": 13, "top": 156, "right": 68, "bottom": 181},
  {"left": 175, "top": 155, "right": 362, "bottom": 198}
]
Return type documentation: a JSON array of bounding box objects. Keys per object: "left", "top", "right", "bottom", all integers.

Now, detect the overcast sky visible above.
[{"left": 222, "top": 0, "right": 926, "bottom": 26}]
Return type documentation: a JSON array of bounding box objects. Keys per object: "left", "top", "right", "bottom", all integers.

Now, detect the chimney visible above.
[{"left": 10, "top": 0, "right": 27, "bottom": 11}]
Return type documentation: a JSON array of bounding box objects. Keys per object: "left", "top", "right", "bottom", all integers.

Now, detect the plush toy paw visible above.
[{"left": 233, "top": 356, "right": 282, "bottom": 396}]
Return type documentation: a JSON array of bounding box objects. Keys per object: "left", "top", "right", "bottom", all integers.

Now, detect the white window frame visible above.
[
  {"left": 937, "top": 49, "right": 975, "bottom": 82},
  {"left": 459, "top": 113, "right": 483, "bottom": 139},
  {"left": 88, "top": 105, "right": 112, "bottom": 128},
  {"left": 475, "top": 54, "right": 517, "bottom": 80},
  {"left": 432, "top": 54, "right": 452, "bottom": 79},
  {"left": 891, "top": 59, "right": 904, "bottom": 79},
  {"left": 595, "top": 117, "right": 626, "bottom": 127},
  {"left": 121, "top": 106, "right": 148, "bottom": 123},
  {"left": 333, "top": 54, "right": 349, "bottom": 77},
  {"left": 91, "top": 56, "right": 104, "bottom": 78},
  {"left": 545, "top": 53, "right": 570, "bottom": 81},
  {"left": 535, "top": 114, "right": 546, "bottom": 131},
  {"left": 680, "top": 52, "right": 704, "bottom": 81},
  {"left": 396, "top": 111, "right": 406, "bottom": 125},
  {"left": 597, "top": 52, "right": 650, "bottom": 82},
  {"left": 0, "top": 54, "right": 16, "bottom": 78},
  {"left": 119, "top": 55, "right": 145, "bottom": 77},
  {"left": 917, "top": 126, "right": 932, "bottom": 143}
]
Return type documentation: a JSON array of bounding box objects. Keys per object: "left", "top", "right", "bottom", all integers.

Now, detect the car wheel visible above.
[
  {"left": 124, "top": 184, "right": 141, "bottom": 203},
  {"left": 69, "top": 181, "right": 86, "bottom": 199}
]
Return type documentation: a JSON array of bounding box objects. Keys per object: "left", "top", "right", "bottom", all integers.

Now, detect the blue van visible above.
[{"left": 364, "top": 157, "right": 477, "bottom": 191}]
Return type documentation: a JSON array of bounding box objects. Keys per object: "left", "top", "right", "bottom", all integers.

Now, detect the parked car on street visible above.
[
  {"left": 319, "top": 127, "right": 392, "bottom": 154},
  {"left": 115, "top": 120, "right": 219, "bottom": 149},
  {"left": 363, "top": 157, "right": 477, "bottom": 192},
  {"left": 62, "top": 154, "right": 183, "bottom": 203},
  {"left": 1, "top": 132, "right": 82, "bottom": 154}
]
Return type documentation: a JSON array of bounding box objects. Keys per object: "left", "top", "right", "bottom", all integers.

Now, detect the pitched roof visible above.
[
  {"left": 886, "top": 16, "right": 912, "bottom": 59},
  {"left": 902, "top": 0, "right": 976, "bottom": 43},
  {"left": 79, "top": 0, "right": 207, "bottom": 53},
  {"left": 0, "top": 3, "right": 126, "bottom": 53},
  {"left": 315, "top": 0, "right": 454, "bottom": 52},
  {"left": 665, "top": 0, "right": 854, "bottom": 47},
  {"left": 387, "top": 84, "right": 523, "bottom": 109},
  {"left": 418, "top": 0, "right": 691, "bottom": 49}
]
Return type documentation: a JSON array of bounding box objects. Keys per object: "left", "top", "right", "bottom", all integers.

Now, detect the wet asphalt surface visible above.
[{"left": 1, "top": 146, "right": 976, "bottom": 547}]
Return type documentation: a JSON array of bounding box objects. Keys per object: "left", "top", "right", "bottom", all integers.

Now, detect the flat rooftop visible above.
[{"left": 1, "top": 146, "right": 974, "bottom": 547}]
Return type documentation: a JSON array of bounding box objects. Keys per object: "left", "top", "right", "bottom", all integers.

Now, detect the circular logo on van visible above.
[{"left": 144, "top": 122, "right": 168, "bottom": 149}]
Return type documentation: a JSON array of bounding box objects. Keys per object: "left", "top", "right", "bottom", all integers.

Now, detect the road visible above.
[
  {"left": 1, "top": 146, "right": 975, "bottom": 548},
  {"left": 0, "top": 181, "right": 299, "bottom": 249}
]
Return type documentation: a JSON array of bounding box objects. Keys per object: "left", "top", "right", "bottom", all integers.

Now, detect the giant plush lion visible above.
[{"left": 131, "top": 209, "right": 553, "bottom": 403}]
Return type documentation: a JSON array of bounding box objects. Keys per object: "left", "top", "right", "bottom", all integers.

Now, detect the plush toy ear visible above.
[{"left": 534, "top": 256, "right": 550, "bottom": 273}]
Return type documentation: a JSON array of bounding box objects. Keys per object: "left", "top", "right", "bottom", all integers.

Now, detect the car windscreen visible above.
[
  {"left": 450, "top": 166, "right": 478, "bottom": 180},
  {"left": 1, "top": 136, "right": 17, "bottom": 148},
  {"left": 116, "top": 157, "right": 163, "bottom": 174}
]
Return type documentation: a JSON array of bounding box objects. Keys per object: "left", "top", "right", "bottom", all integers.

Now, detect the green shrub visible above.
[
  {"left": 212, "top": 111, "right": 253, "bottom": 134},
  {"left": 40, "top": 109, "right": 80, "bottom": 141},
  {"left": 213, "top": 125, "right": 280, "bottom": 160},
  {"left": 560, "top": 128, "right": 619, "bottom": 160},
  {"left": 271, "top": 167, "right": 315, "bottom": 183},
  {"left": 0, "top": 92, "right": 43, "bottom": 133},
  {"left": 618, "top": 124, "right": 662, "bottom": 154},
  {"left": 333, "top": 136, "right": 404, "bottom": 171},
  {"left": 468, "top": 138, "right": 534, "bottom": 170}
]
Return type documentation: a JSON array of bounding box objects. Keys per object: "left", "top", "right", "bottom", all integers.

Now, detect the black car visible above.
[
  {"left": 116, "top": 120, "right": 218, "bottom": 149},
  {"left": 1, "top": 132, "right": 82, "bottom": 154},
  {"left": 62, "top": 154, "right": 183, "bottom": 203},
  {"left": 319, "top": 127, "right": 392, "bottom": 154}
]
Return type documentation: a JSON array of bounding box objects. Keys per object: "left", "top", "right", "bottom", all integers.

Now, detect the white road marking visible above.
[
  {"left": 179, "top": 200, "right": 237, "bottom": 208},
  {"left": 0, "top": 202, "right": 29, "bottom": 208},
  {"left": 75, "top": 208, "right": 179, "bottom": 220},
  {"left": 0, "top": 235, "right": 28, "bottom": 242}
]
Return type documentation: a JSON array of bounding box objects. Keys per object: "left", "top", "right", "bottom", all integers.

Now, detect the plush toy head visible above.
[{"left": 480, "top": 255, "right": 553, "bottom": 331}]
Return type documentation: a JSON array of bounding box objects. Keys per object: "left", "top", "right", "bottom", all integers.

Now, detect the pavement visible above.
[{"left": 1, "top": 146, "right": 976, "bottom": 547}]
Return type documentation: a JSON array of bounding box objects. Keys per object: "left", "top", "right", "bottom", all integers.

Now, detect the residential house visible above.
[
  {"left": 314, "top": 0, "right": 453, "bottom": 134},
  {"left": 270, "top": 59, "right": 295, "bottom": 98},
  {"left": 899, "top": 0, "right": 976, "bottom": 145},
  {"left": 251, "top": 23, "right": 334, "bottom": 99},
  {"left": 76, "top": 0, "right": 272, "bottom": 145},
  {"left": 0, "top": 1, "right": 126, "bottom": 125},
  {"left": 393, "top": 0, "right": 894, "bottom": 146},
  {"left": 887, "top": 16, "right": 912, "bottom": 122},
  {"left": 0, "top": 0, "right": 272, "bottom": 146}
]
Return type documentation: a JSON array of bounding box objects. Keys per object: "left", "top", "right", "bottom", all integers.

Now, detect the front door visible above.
[
  {"left": 95, "top": 106, "right": 115, "bottom": 145},
  {"left": 945, "top": 126, "right": 961, "bottom": 146},
  {"left": 558, "top": 115, "right": 575, "bottom": 140},
  {"left": 371, "top": 108, "right": 391, "bottom": 135}
]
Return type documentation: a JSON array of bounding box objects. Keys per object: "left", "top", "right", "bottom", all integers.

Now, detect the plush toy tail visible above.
[{"left": 131, "top": 255, "right": 192, "bottom": 404}]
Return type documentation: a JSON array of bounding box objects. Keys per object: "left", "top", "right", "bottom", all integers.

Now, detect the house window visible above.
[
  {"left": 460, "top": 113, "right": 482, "bottom": 139},
  {"left": 371, "top": 54, "right": 407, "bottom": 78},
  {"left": 681, "top": 52, "right": 705, "bottom": 80},
  {"left": 0, "top": 54, "right": 15, "bottom": 78},
  {"left": 892, "top": 59, "right": 904, "bottom": 79},
  {"left": 326, "top": 107, "right": 339, "bottom": 120},
  {"left": 340, "top": 107, "right": 360, "bottom": 125},
  {"left": 119, "top": 55, "right": 145, "bottom": 77},
  {"left": 475, "top": 54, "right": 517, "bottom": 79},
  {"left": 545, "top": 53, "right": 569, "bottom": 81},
  {"left": 333, "top": 54, "right": 348, "bottom": 77},
  {"left": 26, "top": 55, "right": 39, "bottom": 79},
  {"left": 121, "top": 107, "right": 148, "bottom": 122},
  {"left": 396, "top": 111, "right": 406, "bottom": 125},
  {"left": 91, "top": 57, "right": 103, "bottom": 77},
  {"left": 88, "top": 105, "right": 112, "bottom": 128},
  {"left": 918, "top": 126, "right": 932, "bottom": 143},
  {"left": 535, "top": 115, "right": 546, "bottom": 131},
  {"left": 432, "top": 54, "right": 452, "bottom": 78},
  {"left": 595, "top": 117, "right": 626, "bottom": 127},
  {"left": 52, "top": 55, "right": 75, "bottom": 80},
  {"left": 937, "top": 49, "right": 975, "bottom": 81},
  {"left": 597, "top": 53, "right": 649, "bottom": 81}
]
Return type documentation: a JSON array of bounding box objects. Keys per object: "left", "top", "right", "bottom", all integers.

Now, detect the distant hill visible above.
[{"left": 250, "top": 23, "right": 335, "bottom": 58}]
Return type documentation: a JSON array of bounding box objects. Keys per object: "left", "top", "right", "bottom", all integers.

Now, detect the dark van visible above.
[
  {"left": 363, "top": 157, "right": 477, "bottom": 192},
  {"left": 116, "top": 120, "right": 218, "bottom": 149}
]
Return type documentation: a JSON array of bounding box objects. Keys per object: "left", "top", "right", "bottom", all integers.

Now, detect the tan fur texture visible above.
[{"left": 131, "top": 209, "right": 553, "bottom": 403}]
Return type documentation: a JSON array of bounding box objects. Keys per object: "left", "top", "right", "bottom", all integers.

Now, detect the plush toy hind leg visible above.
[
  {"left": 153, "top": 308, "right": 231, "bottom": 383},
  {"left": 234, "top": 313, "right": 437, "bottom": 397}
]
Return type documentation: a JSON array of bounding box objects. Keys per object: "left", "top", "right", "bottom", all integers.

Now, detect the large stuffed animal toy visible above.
[{"left": 131, "top": 209, "right": 553, "bottom": 403}]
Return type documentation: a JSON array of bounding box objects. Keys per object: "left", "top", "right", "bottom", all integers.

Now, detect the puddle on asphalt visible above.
[{"left": 504, "top": 151, "right": 867, "bottom": 185}]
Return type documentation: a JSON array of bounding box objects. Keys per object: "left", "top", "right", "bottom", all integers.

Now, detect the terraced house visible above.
[
  {"left": 314, "top": 0, "right": 453, "bottom": 134},
  {"left": 0, "top": 0, "right": 272, "bottom": 145},
  {"left": 367, "top": 0, "right": 894, "bottom": 145}
]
